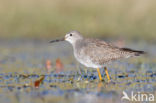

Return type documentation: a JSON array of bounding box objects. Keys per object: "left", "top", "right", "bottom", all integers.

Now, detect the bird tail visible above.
[{"left": 120, "top": 48, "right": 146, "bottom": 56}]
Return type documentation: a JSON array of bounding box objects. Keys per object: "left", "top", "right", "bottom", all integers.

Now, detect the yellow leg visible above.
[
  {"left": 104, "top": 67, "right": 111, "bottom": 82},
  {"left": 97, "top": 68, "right": 102, "bottom": 81}
]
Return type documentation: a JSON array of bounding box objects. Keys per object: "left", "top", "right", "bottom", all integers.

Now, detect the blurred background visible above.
[
  {"left": 0, "top": 1, "right": 156, "bottom": 103},
  {"left": 0, "top": 0, "right": 156, "bottom": 42}
]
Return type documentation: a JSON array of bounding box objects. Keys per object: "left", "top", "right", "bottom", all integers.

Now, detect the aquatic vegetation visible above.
[{"left": 0, "top": 41, "right": 155, "bottom": 103}]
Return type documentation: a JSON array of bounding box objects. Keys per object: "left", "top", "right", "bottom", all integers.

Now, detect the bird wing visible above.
[{"left": 81, "top": 38, "right": 130, "bottom": 65}]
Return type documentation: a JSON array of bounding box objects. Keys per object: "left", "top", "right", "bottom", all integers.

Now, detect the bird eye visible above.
[{"left": 70, "top": 34, "right": 72, "bottom": 36}]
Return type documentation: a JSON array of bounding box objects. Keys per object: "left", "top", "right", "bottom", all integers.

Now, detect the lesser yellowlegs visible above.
[{"left": 50, "top": 31, "right": 145, "bottom": 82}]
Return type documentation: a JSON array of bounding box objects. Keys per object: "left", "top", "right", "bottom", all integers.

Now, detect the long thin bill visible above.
[{"left": 49, "top": 38, "right": 64, "bottom": 43}]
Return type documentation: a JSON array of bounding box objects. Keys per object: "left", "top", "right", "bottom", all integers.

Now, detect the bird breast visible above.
[{"left": 73, "top": 45, "right": 101, "bottom": 68}]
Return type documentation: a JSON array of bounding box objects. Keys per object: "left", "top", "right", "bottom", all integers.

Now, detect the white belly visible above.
[{"left": 74, "top": 52, "right": 102, "bottom": 68}]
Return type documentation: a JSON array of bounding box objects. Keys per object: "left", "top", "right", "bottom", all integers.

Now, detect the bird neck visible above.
[{"left": 72, "top": 39, "right": 84, "bottom": 50}]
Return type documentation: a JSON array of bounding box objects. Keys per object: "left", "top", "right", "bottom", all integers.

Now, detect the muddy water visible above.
[{"left": 0, "top": 40, "right": 155, "bottom": 103}]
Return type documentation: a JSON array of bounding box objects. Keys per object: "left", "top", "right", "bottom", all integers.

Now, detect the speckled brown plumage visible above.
[
  {"left": 74, "top": 38, "right": 145, "bottom": 68},
  {"left": 50, "top": 30, "right": 145, "bottom": 68}
]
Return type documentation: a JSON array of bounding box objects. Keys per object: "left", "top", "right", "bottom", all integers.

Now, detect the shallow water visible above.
[{"left": 0, "top": 40, "right": 155, "bottom": 103}]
